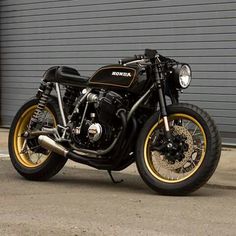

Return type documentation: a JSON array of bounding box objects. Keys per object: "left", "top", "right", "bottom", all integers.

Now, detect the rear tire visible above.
[
  {"left": 9, "top": 97, "right": 67, "bottom": 181},
  {"left": 136, "top": 103, "right": 221, "bottom": 195}
]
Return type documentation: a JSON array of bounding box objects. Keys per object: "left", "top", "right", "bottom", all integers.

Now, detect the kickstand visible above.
[{"left": 107, "top": 170, "right": 124, "bottom": 184}]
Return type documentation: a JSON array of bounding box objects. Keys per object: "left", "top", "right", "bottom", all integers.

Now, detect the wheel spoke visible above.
[
  {"left": 192, "top": 126, "right": 198, "bottom": 136},
  {"left": 36, "top": 153, "right": 43, "bottom": 164},
  {"left": 190, "top": 158, "right": 196, "bottom": 167},
  {"left": 20, "top": 139, "right": 27, "bottom": 154},
  {"left": 194, "top": 146, "right": 202, "bottom": 151},
  {"left": 183, "top": 121, "right": 190, "bottom": 128}
]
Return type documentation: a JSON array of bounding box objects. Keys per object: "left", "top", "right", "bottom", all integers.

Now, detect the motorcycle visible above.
[{"left": 8, "top": 49, "right": 221, "bottom": 195}]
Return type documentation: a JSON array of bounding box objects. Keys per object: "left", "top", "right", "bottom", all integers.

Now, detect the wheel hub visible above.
[
  {"left": 27, "top": 137, "right": 49, "bottom": 154},
  {"left": 153, "top": 125, "right": 194, "bottom": 170}
]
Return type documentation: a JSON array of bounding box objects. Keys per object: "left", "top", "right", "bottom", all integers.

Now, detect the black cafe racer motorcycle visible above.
[{"left": 9, "top": 49, "right": 221, "bottom": 195}]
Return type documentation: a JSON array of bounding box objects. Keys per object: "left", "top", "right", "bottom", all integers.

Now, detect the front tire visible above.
[
  {"left": 9, "top": 97, "right": 67, "bottom": 181},
  {"left": 136, "top": 103, "right": 221, "bottom": 195}
]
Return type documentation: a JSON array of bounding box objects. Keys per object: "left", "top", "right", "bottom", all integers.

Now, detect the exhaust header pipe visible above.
[{"left": 38, "top": 135, "right": 68, "bottom": 157}]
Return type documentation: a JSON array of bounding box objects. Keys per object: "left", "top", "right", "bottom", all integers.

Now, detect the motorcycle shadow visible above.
[
  {"left": 49, "top": 166, "right": 228, "bottom": 197},
  {"left": 51, "top": 166, "right": 150, "bottom": 194}
]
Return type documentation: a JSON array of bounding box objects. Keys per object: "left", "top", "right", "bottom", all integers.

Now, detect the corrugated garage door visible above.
[{"left": 0, "top": 0, "right": 236, "bottom": 144}]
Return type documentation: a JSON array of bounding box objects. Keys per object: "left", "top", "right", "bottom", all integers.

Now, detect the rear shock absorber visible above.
[{"left": 28, "top": 81, "right": 53, "bottom": 130}]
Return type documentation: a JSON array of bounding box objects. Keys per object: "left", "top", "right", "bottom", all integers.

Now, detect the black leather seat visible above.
[
  {"left": 43, "top": 66, "right": 89, "bottom": 87},
  {"left": 55, "top": 66, "right": 89, "bottom": 86}
]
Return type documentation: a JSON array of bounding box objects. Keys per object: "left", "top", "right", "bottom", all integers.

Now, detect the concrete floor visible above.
[
  {"left": 1, "top": 128, "right": 236, "bottom": 235},
  {"left": 0, "top": 160, "right": 236, "bottom": 236}
]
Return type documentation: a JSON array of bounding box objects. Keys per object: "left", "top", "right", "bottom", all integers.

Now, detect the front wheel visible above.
[{"left": 136, "top": 103, "right": 221, "bottom": 195}]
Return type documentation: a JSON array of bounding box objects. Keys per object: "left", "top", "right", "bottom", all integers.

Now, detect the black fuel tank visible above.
[{"left": 89, "top": 65, "right": 139, "bottom": 89}]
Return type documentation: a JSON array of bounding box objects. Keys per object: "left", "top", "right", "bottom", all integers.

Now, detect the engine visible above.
[
  {"left": 96, "top": 91, "right": 124, "bottom": 125},
  {"left": 70, "top": 90, "right": 126, "bottom": 149}
]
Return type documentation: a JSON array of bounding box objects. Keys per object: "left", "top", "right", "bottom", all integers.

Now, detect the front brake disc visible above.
[{"left": 152, "top": 126, "right": 194, "bottom": 170}]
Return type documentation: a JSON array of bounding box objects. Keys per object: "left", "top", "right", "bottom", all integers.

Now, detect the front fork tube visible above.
[{"left": 156, "top": 80, "right": 172, "bottom": 141}]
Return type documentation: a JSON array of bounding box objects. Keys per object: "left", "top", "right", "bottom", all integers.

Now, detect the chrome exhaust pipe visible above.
[
  {"left": 37, "top": 135, "right": 110, "bottom": 169},
  {"left": 37, "top": 135, "right": 104, "bottom": 168},
  {"left": 38, "top": 135, "right": 68, "bottom": 157},
  {"left": 38, "top": 135, "right": 97, "bottom": 158}
]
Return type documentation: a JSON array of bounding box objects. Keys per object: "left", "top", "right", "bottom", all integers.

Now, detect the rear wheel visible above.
[
  {"left": 136, "top": 103, "right": 221, "bottom": 195},
  {"left": 9, "top": 97, "right": 67, "bottom": 181}
]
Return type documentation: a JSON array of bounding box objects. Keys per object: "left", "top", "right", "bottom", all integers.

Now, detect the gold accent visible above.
[
  {"left": 13, "top": 105, "right": 56, "bottom": 168},
  {"left": 89, "top": 66, "right": 137, "bottom": 88},
  {"left": 144, "top": 113, "right": 207, "bottom": 183}
]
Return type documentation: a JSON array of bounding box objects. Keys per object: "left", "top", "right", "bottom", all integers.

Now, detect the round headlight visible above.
[
  {"left": 171, "top": 64, "right": 192, "bottom": 89},
  {"left": 179, "top": 64, "right": 192, "bottom": 88}
]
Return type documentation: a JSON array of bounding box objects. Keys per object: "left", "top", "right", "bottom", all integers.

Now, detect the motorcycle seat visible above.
[
  {"left": 55, "top": 66, "right": 89, "bottom": 86},
  {"left": 43, "top": 66, "right": 89, "bottom": 86}
]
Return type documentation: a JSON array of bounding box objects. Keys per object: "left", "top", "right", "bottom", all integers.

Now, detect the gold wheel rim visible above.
[
  {"left": 144, "top": 114, "right": 207, "bottom": 183},
  {"left": 13, "top": 105, "right": 56, "bottom": 168}
]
